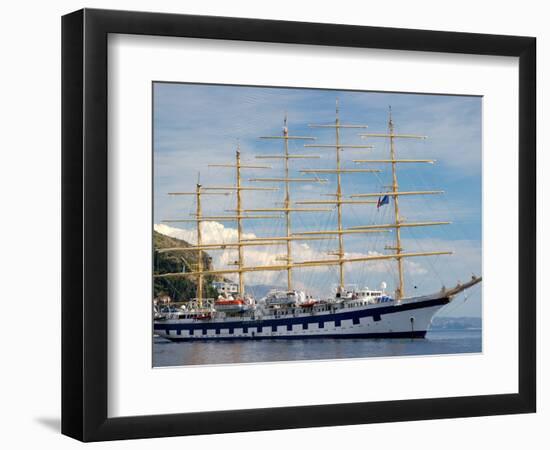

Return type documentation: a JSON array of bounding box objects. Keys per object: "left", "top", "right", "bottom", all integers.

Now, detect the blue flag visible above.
[{"left": 377, "top": 195, "right": 389, "bottom": 209}]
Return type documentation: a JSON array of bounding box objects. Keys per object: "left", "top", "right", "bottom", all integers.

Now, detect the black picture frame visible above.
[{"left": 62, "top": 8, "right": 536, "bottom": 442}]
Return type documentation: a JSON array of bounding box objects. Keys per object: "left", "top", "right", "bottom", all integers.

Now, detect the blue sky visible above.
[{"left": 153, "top": 82, "right": 482, "bottom": 318}]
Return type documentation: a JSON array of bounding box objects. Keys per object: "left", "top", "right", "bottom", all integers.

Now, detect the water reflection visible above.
[{"left": 153, "top": 330, "right": 482, "bottom": 368}]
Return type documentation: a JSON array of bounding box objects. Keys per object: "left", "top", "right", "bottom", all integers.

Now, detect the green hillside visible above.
[{"left": 153, "top": 230, "right": 219, "bottom": 301}]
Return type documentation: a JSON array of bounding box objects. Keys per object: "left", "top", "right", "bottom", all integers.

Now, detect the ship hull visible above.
[{"left": 154, "top": 295, "right": 450, "bottom": 341}]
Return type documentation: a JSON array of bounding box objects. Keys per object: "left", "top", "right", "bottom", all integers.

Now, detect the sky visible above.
[{"left": 153, "top": 82, "right": 482, "bottom": 318}]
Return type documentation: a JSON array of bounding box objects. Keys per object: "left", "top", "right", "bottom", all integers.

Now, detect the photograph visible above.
[{"left": 152, "top": 83, "right": 483, "bottom": 367}]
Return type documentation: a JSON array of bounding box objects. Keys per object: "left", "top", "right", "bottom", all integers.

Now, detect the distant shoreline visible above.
[
  {"left": 430, "top": 316, "right": 482, "bottom": 331},
  {"left": 428, "top": 328, "right": 482, "bottom": 332}
]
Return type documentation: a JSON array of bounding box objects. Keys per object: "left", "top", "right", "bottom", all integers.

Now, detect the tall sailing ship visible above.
[{"left": 153, "top": 102, "right": 481, "bottom": 340}]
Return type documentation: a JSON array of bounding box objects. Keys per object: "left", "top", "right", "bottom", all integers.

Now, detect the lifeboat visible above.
[
  {"left": 214, "top": 298, "right": 249, "bottom": 313},
  {"left": 265, "top": 290, "right": 304, "bottom": 306}
]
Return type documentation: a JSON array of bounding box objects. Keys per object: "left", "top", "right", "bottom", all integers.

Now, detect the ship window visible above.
[
  {"left": 176, "top": 329, "right": 181, "bottom": 335},
  {"left": 272, "top": 325, "right": 277, "bottom": 332},
  {"left": 189, "top": 329, "right": 194, "bottom": 336},
  {"left": 319, "top": 322, "right": 324, "bottom": 329},
  {"left": 215, "top": 328, "right": 220, "bottom": 335},
  {"left": 202, "top": 328, "right": 207, "bottom": 335},
  {"left": 353, "top": 317, "right": 360, "bottom": 325},
  {"left": 303, "top": 323, "right": 309, "bottom": 330},
  {"left": 287, "top": 324, "right": 292, "bottom": 331}
]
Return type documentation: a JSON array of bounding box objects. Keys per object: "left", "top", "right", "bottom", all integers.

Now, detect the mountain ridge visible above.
[{"left": 153, "top": 230, "right": 218, "bottom": 301}]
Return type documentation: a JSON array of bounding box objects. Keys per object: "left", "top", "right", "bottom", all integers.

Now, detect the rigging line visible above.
[
  {"left": 439, "top": 189, "right": 477, "bottom": 253},
  {"left": 322, "top": 210, "right": 338, "bottom": 291},
  {"left": 397, "top": 166, "right": 450, "bottom": 284},
  {"left": 304, "top": 208, "right": 326, "bottom": 274},
  {"left": 408, "top": 226, "right": 445, "bottom": 288},
  {"left": 410, "top": 153, "right": 463, "bottom": 237},
  {"left": 411, "top": 163, "right": 477, "bottom": 278},
  {"left": 349, "top": 164, "right": 379, "bottom": 285},
  {"left": 370, "top": 208, "right": 386, "bottom": 280},
  {"left": 317, "top": 207, "right": 339, "bottom": 290},
  {"left": 378, "top": 202, "right": 399, "bottom": 290},
  {"left": 156, "top": 267, "right": 188, "bottom": 301},
  {"left": 380, "top": 206, "right": 399, "bottom": 291},
  {"left": 441, "top": 282, "right": 481, "bottom": 316},
  {"left": 353, "top": 203, "right": 377, "bottom": 284}
]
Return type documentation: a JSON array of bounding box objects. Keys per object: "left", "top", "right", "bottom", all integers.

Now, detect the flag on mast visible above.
[{"left": 377, "top": 195, "right": 389, "bottom": 209}]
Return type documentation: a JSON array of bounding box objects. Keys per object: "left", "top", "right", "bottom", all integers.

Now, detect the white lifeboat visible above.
[
  {"left": 265, "top": 290, "right": 305, "bottom": 306},
  {"left": 214, "top": 296, "right": 249, "bottom": 312}
]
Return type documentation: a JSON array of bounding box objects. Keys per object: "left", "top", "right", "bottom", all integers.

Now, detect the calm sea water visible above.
[{"left": 153, "top": 329, "right": 481, "bottom": 367}]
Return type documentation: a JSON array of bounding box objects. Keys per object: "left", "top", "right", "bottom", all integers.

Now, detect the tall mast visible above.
[
  {"left": 164, "top": 153, "right": 277, "bottom": 302},
  {"left": 306, "top": 100, "right": 375, "bottom": 292},
  {"left": 255, "top": 117, "right": 327, "bottom": 291},
  {"left": 283, "top": 116, "right": 292, "bottom": 289},
  {"left": 165, "top": 181, "right": 231, "bottom": 308},
  {"left": 388, "top": 109, "right": 405, "bottom": 298},
  {"left": 196, "top": 180, "right": 204, "bottom": 303},
  {"left": 210, "top": 146, "right": 275, "bottom": 296},
  {"left": 335, "top": 100, "right": 345, "bottom": 289},
  {"left": 353, "top": 107, "right": 447, "bottom": 300},
  {"left": 235, "top": 149, "right": 245, "bottom": 294}
]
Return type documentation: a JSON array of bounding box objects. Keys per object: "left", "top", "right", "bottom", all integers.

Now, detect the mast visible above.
[
  {"left": 255, "top": 116, "right": 328, "bottom": 291},
  {"left": 283, "top": 117, "right": 292, "bottom": 289},
  {"left": 388, "top": 109, "right": 405, "bottom": 298},
  {"left": 306, "top": 100, "right": 374, "bottom": 292},
  {"left": 164, "top": 150, "right": 277, "bottom": 302},
  {"left": 164, "top": 181, "right": 229, "bottom": 307},
  {"left": 208, "top": 147, "right": 276, "bottom": 296},
  {"left": 335, "top": 101, "right": 345, "bottom": 288},
  {"left": 196, "top": 181, "right": 203, "bottom": 302},
  {"left": 236, "top": 149, "right": 244, "bottom": 294},
  {"left": 354, "top": 107, "right": 448, "bottom": 300}
]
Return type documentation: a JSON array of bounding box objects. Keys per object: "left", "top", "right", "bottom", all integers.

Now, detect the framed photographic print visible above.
[{"left": 61, "top": 8, "right": 536, "bottom": 442}]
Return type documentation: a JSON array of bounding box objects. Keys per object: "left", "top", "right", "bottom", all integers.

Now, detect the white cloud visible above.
[
  {"left": 156, "top": 222, "right": 398, "bottom": 290},
  {"left": 154, "top": 222, "right": 479, "bottom": 299}
]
